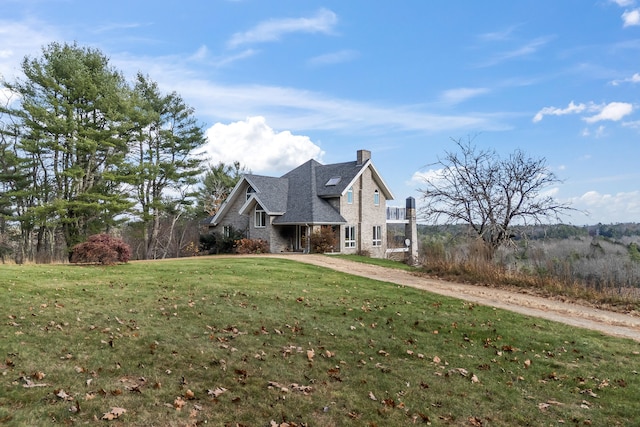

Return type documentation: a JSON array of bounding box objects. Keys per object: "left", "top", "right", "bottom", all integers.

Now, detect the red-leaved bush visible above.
[
  {"left": 235, "top": 238, "right": 270, "bottom": 254},
  {"left": 70, "top": 234, "right": 132, "bottom": 265}
]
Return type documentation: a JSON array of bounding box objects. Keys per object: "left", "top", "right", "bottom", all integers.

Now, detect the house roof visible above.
[
  {"left": 208, "top": 151, "right": 394, "bottom": 226},
  {"left": 274, "top": 159, "right": 347, "bottom": 225}
]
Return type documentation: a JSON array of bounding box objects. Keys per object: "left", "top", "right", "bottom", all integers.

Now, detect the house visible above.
[{"left": 205, "top": 149, "right": 394, "bottom": 257}]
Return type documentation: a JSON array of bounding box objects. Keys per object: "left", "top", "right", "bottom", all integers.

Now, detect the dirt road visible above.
[{"left": 258, "top": 254, "right": 640, "bottom": 343}]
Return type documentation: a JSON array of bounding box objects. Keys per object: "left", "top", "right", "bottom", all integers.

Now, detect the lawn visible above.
[{"left": 1, "top": 256, "right": 639, "bottom": 426}]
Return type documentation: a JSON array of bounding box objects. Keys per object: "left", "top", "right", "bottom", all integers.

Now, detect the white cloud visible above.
[
  {"left": 227, "top": 8, "right": 337, "bottom": 49},
  {"left": 203, "top": 116, "right": 324, "bottom": 174},
  {"left": 440, "top": 87, "right": 490, "bottom": 105},
  {"left": 611, "top": 0, "right": 635, "bottom": 7},
  {"left": 610, "top": 72, "right": 640, "bottom": 85},
  {"left": 594, "top": 125, "right": 607, "bottom": 137},
  {"left": 622, "top": 9, "right": 640, "bottom": 26},
  {"left": 534, "top": 101, "right": 633, "bottom": 124},
  {"left": 478, "top": 36, "right": 553, "bottom": 67},
  {"left": 408, "top": 168, "right": 446, "bottom": 187},
  {"left": 307, "top": 49, "right": 358, "bottom": 66},
  {"left": 567, "top": 190, "right": 640, "bottom": 224},
  {"left": 166, "top": 78, "right": 496, "bottom": 135},
  {"left": 0, "top": 19, "right": 60, "bottom": 80},
  {"left": 533, "top": 101, "right": 586, "bottom": 123},
  {"left": 583, "top": 102, "right": 633, "bottom": 123}
]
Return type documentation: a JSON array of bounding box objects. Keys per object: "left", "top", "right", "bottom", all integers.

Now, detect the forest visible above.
[
  {"left": 0, "top": 42, "right": 241, "bottom": 263},
  {"left": 416, "top": 222, "right": 640, "bottom": 299}
]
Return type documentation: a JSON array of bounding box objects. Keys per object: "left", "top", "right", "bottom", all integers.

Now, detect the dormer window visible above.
[
  {"left": 347, "top": 187, "right": 353, "bottom": 204},
  {"left": 246, "top": 185, "right": 255, "bottom": 201},
  {"left": 374, "top": 189, "right": 380, "bottom": 206}
]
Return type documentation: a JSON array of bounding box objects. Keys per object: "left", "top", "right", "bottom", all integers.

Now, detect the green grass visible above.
[{"left": 1, "top": 257, "right": 639, "bottom": 426}]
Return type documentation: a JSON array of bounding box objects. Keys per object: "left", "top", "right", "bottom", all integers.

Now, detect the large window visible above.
[
  {"left": 347, "top": 187, "right": 353, "bottom": 204},
  {"left": 345, "top": 225, "right": 356, "bottom": 248},
  {"left": 373, "top": 189, "right": 380, "bottom": 206},
  {"left": 255, "top": 206, "right": 266, "bottom": 228},
  {"left": 372, "top": 225, "right": 382, "bottom": 247}
]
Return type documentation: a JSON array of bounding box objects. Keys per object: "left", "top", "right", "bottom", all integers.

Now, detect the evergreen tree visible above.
[
  {"left": 0, "top": 42, "right": 132, "bottom": 261},
  {"left": 124, "top": 74, "right": 205, "bottom": 259}
]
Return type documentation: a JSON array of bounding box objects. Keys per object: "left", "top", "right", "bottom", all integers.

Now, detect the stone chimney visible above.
[{"left": 356, "top": 149, "right": 371, "bottom": 165}]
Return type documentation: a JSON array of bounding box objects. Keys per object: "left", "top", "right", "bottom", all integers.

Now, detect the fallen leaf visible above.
[
  {"left": 468, "top": 416, "right": 483, "bottom": 426},
  {"left": 55, "top": 388, "right": 73, "bottom": 401},
  {"left": 207, "top": 387, "right": 228, "bottom": 398},
  {"left": 185, "top": 389, "right": 195, "bottom": 400},
  {"left": 471, "top": 374, "right": 479, "bottom": 383},
  {"left": 174, "top": 396, "right": 186, "bottom": 410},
  {"left": 368, "top": 391, "right": 377, "bottom": 401},
  {"left": 69, "top": 401, "right": 80, "bottom": 413},
  {"left": 307, "top": 349, "right": 315, "bottom": 362},
  {"left": 32, "top": 371, "right": 46, "bottom": 380},
  {"left": 102, "top": 407, "right": 126, "bottom": 420}
]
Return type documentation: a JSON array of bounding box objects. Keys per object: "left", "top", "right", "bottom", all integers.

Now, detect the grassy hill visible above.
[{"left": 1, "top": 257, "right": 639, "bottom": 426}]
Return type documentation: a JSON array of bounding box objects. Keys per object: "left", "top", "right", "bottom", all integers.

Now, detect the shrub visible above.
[
  {"left": 235, "top": 238, "right": 269, "bottom": 254},
  {"left": 199, "top": 227, "right": 244, "bottom": 254},
  {"left": 70, "top": 234, "right": 132, "bottom": 265},
  {"left": 308, "top": 226, "right": 337, "bottom": 253}
]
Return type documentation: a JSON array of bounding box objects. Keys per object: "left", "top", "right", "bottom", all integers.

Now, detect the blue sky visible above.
[{"left": 1, "top": 0, "right": 639, "bottom": 225}]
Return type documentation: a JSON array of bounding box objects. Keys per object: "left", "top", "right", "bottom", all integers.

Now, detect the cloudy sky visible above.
[{"left": 2, "top": 0, "right": 640, "bottom": 225}]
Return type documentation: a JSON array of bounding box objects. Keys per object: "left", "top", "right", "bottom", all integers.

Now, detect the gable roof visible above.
[
  {"left": 239, "top": 175, "right": 288, "bottom": 215},
  {"left": 314, "top": 159, "right": 394, "bottom": 200},
  {"left": 208, "top": 151, "right": 394, "bottom": 227},
  {"left": 274, "top": 159, "right": 346, "bottom": 225},
  {"left": 208, "top": 174, "right": 287, "bottom": 226}
]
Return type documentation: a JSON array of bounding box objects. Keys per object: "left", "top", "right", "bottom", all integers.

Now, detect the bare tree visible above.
[{"left": 418, "top": 138, "right": 573, "bottom": 258}]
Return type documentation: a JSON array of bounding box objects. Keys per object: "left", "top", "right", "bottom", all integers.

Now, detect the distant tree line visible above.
[{"left": 0, "top": 42, "right": 243, "bottom": 263}]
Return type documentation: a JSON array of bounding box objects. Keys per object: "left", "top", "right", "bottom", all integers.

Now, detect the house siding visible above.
[
  {"left": 213, "top": 183, "right": 251, "bottom": 237},
  {"left": 339, "top": 167, "right": 387, "bottom": 258}
]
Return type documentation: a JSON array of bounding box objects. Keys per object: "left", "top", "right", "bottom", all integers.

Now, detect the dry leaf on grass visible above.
[
  {"left": 207, "top": 387, "right": 228, "bottom": 398},
  {"left": 102, "top": 407, "right": 126, "bottom": 420},
  {"left": 174, "top": 396, "right": 186, "bottom": 410},
  {"left": 55, "top": 388, "right": 73, "bottom": 401}
]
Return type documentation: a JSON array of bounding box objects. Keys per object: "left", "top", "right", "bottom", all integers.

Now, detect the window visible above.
[
  {"left": 246, "top": 186, "right": 255, "bottom": 201},
  {"left": 372, "top": 225, "right": 382, "bottom": 247},
  {"left": 345, "top": 225, "right": 356, "bottom": 248},
  {"left": 325, "top": 176, "right": 341, "bottom": 186},
  {"left": 255, "top": 206, "right": 266, "bottom": 228},
  {"left": 223, "top": 225, "right": 232, "bottom": 238},
  {"left": 373, "top": 189, "right": 380, "bottom": 206},
  {"left": 347, "top": 187, "right": 353, "bottom": 204}
]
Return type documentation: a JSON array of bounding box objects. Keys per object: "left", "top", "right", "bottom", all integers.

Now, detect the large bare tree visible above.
[{"left": 418, "top": 138, "right": 573, "bottom": 258}]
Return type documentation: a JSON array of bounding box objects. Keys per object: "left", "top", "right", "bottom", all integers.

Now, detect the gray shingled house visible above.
[{"left": 205, "top": 150, "right": 394, "bottom": 257}]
